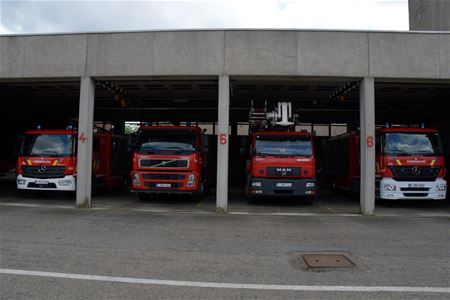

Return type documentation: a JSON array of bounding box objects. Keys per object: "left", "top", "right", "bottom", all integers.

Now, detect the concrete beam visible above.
[
  {"left": 2, "top": 30, "right": 449, "bottom": 80},
  {"left": 76, "top": 77, "right": 95, "bottom": 208},
  {"left": 359, "top": 77, "right": 375, "bottom": 216},
  {"left": 216, "top": 75, "right": 230, "bottom": 213}
]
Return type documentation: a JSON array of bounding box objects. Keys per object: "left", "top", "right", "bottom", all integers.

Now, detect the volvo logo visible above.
[
  {"left": 38, "top": 165, "right": 47, "bottom": 173},
  {"left": 412, "top": 166, "right": 420, "bottom": 175}
]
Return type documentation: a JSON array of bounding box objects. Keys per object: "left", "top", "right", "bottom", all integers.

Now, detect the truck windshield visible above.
[
  {"left": 384, "top": 132, "right": 444, "bottom": 156},
  {"left": 255, "top": 135, "right": 312, "bottom": 156},
  {"left": 138, "top": 130, "right": 197, "bottom": 155},
  {"left": 21, "top": 134, "right": 73, "bottom": 157}
]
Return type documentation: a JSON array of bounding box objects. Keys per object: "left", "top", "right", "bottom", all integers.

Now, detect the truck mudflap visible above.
[
  {"left": 379, "top": 177, "right": 447, "bottom": 200},
  {"left": 16, "top": 174, "right": 76, "bottom": 191},
  {"left": 246, "top": 177, "right": 316, "bottom": 197}
]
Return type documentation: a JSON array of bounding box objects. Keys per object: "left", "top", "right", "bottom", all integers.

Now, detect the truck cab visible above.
[
  {"left": 246, "top": 131, "right": 316, "bottom": 201},
  {"left": 131, "top": 126, "right": 205, "bottom": 199},
  {"left": 17, "top": 129, "right": 78, "bottom": 191},
  {"left": 376, "top": 127, "right": 446, "bottom": 200}
]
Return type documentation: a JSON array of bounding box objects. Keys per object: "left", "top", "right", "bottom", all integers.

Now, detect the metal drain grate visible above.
[{"left": 302, "top": 254, "right": 354, "bottom": 268}]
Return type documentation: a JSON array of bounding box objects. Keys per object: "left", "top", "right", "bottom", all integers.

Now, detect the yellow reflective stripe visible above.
[
  {"left": 53, "top": 160, "right": 58, "bottom": 166},
  {"left": 396, "top": 160, "right": 402, "bottom": 165},
  {"left": 431, "top": 160, "right": 435, "bottom": 166},
  {"left": 27, "top": 160, "right": 32, "bottom": 166}
]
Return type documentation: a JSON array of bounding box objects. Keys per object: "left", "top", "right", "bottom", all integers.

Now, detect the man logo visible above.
[{"left": 38, "top": 165, "right": 47, "bottom": 173}]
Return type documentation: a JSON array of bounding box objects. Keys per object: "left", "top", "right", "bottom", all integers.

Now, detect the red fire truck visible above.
[
  {"left": 131, "top": 125, "right": 206, "bottom": 199},
  {"left": 245, "top": 102, "right": 317, "bottom": 203},
  {"left": 324, "top": 127, "right": 447, "bottom": 200},
  {"left": 16, "top": 127, "right": 130, "bottom": 192}
]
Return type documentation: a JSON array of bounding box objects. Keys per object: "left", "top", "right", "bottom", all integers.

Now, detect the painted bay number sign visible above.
[
  {"left": 366, "top": 136, "right": 374, "bottom": 148},
  {"left": 219, "top": 134, "right": 228, "bottom": 145}
]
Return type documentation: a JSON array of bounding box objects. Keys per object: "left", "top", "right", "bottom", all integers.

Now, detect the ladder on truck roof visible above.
[{"left": 249, "top": 100, "right": 297, "bottom": 133}]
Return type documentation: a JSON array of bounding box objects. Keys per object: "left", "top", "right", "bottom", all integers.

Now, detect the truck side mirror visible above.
[{"left": 16, "top": 135, "right": 25, "bottom": 156}]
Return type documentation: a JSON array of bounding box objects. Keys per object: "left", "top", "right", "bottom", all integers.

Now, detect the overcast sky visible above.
[{"left": 0, "top": 0, "right": 409, "bottom": 35}]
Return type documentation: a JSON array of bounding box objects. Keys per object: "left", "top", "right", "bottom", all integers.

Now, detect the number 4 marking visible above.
[{"left": 79, "top": 132, "right": 87, "bottom": 143}]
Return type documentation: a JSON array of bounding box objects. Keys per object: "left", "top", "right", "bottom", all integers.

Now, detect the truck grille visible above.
[
  {"left": 142, "top": 174, "right": 186, "bottom": 180},
  {"left": 21, "top": 166, "right": 66, "bottom": 179},
  {"left": 140, "top": 159, "right": 189, "bottom": 168},
  {"left": 267, "top": 167, "right": 301, "bottom": 177},
  {"left": 388, "top": 166, "right": 440, "bottom": 182}
]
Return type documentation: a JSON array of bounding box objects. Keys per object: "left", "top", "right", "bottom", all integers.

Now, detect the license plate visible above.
[
  {"left": 276, "top": 182, "right": 292, "bottom": 187},
  {"left": 35, "top": 180, "right": 49, "bottom": 185},
  {"left": 409, "top": 183, "right": 425, "bottom": 188},
  {"left": 156, "top": 183, "right": 171, "bottom": 188}
]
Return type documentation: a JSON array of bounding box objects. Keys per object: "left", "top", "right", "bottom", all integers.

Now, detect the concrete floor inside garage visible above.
[{"left": 1, "top": 178, "right": 449, "bottom": 216}]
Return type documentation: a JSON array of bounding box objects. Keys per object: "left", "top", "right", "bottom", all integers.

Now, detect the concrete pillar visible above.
[
  {"left": 216, "top": 75, "right": 230, "bottom": 213},
  {"left": 76, "top": 77, "right": 95, "bottom": 208},
  {"left": 359, "top": 77, "right": 375, "bottom": 215}
]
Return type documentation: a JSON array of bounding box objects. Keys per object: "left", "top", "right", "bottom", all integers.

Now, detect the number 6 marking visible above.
[
  {"left": 366, "top": 136, "right": 374, "bottom": 148},
  {"left": 220, "top": 134, "right": 227, "bottom": 145}
]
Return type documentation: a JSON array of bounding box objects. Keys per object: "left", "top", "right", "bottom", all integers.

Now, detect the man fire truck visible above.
[
  {"left": 245, "top": 102, "right": 316, "bottom": 203},
  {"left": 131, "top": 125, "right": 206, "bottom": 200},
  {"left": 324, "top": 126, "right": 447, "bottom": 200},
  {"left": 16, "top": 126, "right": 130, "bottom": 193}
]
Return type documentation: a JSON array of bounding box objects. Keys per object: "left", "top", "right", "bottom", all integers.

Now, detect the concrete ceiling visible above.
[{"left": 0, "top": 78, "right": 449, "bottom": 126}]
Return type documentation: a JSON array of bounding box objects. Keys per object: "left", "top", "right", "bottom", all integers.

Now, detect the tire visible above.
[
  {"left": 303, "top": 195, "right": 315, "bottom": 205},
  {"left": 91, "top": 174, "right": 97, "bottom": 197},
  {"left": 137, "top": 192, "right": 149, "bottom": 201},
  {"left": 192, "top": 183, "right": 204, "bottom": 201},
  {"left": 245, "top": 191, "right": 256, "bottom": 204}
]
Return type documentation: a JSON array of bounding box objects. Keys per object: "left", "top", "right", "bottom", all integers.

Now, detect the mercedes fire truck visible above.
[
  {"left": 245, "top": 102, "right": 316, "bottom": 203},
  {"left": 16, "top": 127, "right": 130, "bottom": 192},
  {"left": 131, "top": 125, "right": 206, "bottom": 199},
  {"left": 324, "top": 127, "right": 447, "bottom": 200}
]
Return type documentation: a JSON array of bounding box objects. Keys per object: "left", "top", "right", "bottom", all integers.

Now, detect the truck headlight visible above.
[
  {"left": 384, "top": 184, "right": 396, "bottom": 191},
  {"left": 58, "top": 180, "right": 72, "bottom": 186},
  {"left": 436, "top": 184, "right": 446, "bottom": 191},
  {"left": 133, "top": 173, "right": 140, "bottom": 186},
  {"left": 252, "top": 181, "right": 262, "bottom": 187},
  {"left": 17, "top": 179, "right": 26, "bottom": 185},
  {"left": 187, "top": 174, "right": 196, "bottom": 187},
  {"left": 306, "top": 182, "right": 315, "bottom": 188}
]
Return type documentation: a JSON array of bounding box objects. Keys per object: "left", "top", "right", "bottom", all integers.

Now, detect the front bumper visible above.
[
  {"left": 16, "top": 174, "right": 76, "bottom": 191},
  {"left": 131, "top": 171, "right": 201, "bottom": 195},
  {"left": 379, "top": 177, "right": 447, "bottom": 200},
  {"left": 247, "top": 177, "right": 316, "bottom": 197}
]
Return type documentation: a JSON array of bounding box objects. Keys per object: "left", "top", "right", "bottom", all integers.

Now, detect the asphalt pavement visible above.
[{"left": 1, "top": 200, "right": 449, "bottom": 299}]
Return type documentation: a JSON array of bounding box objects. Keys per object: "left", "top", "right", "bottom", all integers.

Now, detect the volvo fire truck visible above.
[
  {"left": 131, "top": 125, "right": 206, "bottom": 199},
  {"left": 16, "top": 127, "right": 130, "bottom": 192},
  {"left": 245, "top": 102, "right": 317, "bottom": 203},
  {"left": 324, "top": 127, "right": 447, "bottom": 200}
]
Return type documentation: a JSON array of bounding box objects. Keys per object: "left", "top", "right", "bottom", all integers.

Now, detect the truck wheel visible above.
[
  {"left": 137, "top": 192, "right": 149, "bottom": 201},
  {"left": 91, "top": 175, "right": 97, "bottom": 197},
  {"left": 245, "top": 192, "right": 256, "bottom": 204},
  {"left": 192, "top": 183, "right": 204, "bottom": 201},
  {"left": 303, "top": 195, "right": 315, "bottom": 205}
]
